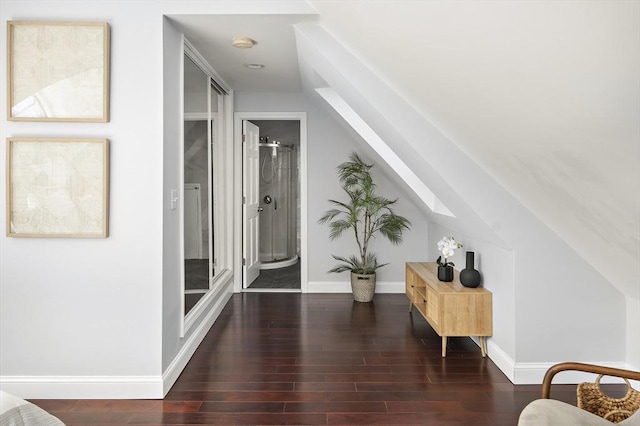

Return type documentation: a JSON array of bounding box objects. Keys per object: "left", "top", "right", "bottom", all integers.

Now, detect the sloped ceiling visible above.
[{"left": 309, "top": 0, "right": 640, "bottom": 293}]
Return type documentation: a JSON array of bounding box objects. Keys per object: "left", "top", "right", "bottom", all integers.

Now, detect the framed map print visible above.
[
  {"left": 7, "top": 21, "right": 110, "bottom": 122},
  {"left": 7, "top": 138, "right": 109, "bottom": 238}
]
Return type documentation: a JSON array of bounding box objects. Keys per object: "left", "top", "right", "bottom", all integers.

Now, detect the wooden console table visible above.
[{"left": 406, "top": 262, "right": 492, "bottom": 357}]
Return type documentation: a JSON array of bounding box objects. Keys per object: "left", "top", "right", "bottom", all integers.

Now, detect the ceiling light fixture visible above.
[
  {"left": 244, "top": 63, "right": 266, "bottom": 70},
  {"left": 232, "top": 36, "right": 257, "bottom": 49}
]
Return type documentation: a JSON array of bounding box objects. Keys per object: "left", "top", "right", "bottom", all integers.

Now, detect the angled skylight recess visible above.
[{"left": 316, "top": 87, "right": 455, "bottom": 218}]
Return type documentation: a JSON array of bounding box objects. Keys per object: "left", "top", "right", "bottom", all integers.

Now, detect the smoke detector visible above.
[{"left": 232, "top": 36, "right": 257, "bottom": 49}]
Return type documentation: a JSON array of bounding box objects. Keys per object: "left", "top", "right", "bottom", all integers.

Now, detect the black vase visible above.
[
  {"left": 460, "top": 251, "right": 481, "bottom": 288},
  {"left": 437, "top": 265, "right": 454, "bottom": 282}
]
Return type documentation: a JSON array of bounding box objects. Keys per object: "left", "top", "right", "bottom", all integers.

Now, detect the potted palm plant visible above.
[{"left": 319, "top": 152, "right": 411, "bottom": 302}]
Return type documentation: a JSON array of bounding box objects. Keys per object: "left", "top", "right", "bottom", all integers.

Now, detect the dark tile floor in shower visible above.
[
  {"left": 185, "top": 259, "right": 209, "bottom": 290},
  {"left": 249, "top": 260, "right": 301, "bottom": 289},
  {"left": 184, "top": 259, "right": 209, "bottom": 314}
]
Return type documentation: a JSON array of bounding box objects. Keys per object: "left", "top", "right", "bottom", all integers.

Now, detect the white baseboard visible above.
[
  {"left": 513, "top": 361, "right": 636, "bottom": 385},
  {"left": 307, "top": 281, "right": 404, "bottom": 293},
  {"left": 485, "top": 339, "right": 516, "bottom": 383},
  {"left": 0, "top": 376, "right": 164, "bottom": 400},
  {"left": 163, "top": 280, "right": 234, "bottom": 395},
  {"left": 415, "top": 333, "right": 639, "bottom": 388},
  {"left": 470, "top": 339, "right": 636, "bottom": 385}
]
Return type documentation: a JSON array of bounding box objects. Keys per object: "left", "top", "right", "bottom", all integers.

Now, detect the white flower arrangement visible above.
[{"left": 436, "top": 236, "right": 463, "bottom": 267}]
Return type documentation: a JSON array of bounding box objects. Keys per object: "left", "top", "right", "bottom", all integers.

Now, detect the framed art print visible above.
[
  {"left": 7, "top": 137, "right": 109, "bottom": 238},
  {"left": 7, "top": 21, "right": 110, "bottom": 122}
]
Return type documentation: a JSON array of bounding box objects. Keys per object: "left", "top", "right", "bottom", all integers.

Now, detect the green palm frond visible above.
[
  {"left": 374, "top": 213, "right": 411, "bottom": 245},
  {"left": 318, "top": 152, "right": 412, "bottom": 274},
  {"left": 329, "top": 253, "right": 388, "bottom": 274}
]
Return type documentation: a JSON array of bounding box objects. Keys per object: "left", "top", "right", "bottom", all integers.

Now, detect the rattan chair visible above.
[{"left": 518, "top": 362, "right": 640, "bottom": 425}]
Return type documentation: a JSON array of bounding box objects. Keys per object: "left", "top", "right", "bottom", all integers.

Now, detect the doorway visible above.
[
  {"left": 251, "top": 120, "right": 300, "bottom": 289},
  {"left": 237, "top": 113, "right": 307, "bottom": 292}
]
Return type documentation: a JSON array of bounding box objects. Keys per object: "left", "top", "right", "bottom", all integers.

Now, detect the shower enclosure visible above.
[{"left": 259, "top": 139, "right": 298, "bottom": 270}]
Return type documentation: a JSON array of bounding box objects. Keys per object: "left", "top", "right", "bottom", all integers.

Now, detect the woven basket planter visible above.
[
  {"left": 577, "top": 375, "right": 640, "bottom": 423},
  {"left": 351, "top": 272, "right": 376, "bottom": 303}
]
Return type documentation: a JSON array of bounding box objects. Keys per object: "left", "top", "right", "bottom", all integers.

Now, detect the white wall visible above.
[
  {"left": 628, "top": 298, "right": 640, "bottom": 371},
  {"left": 0, "top": 0, "right": 238, "bottom": 399},
  {"left": 160, "top": 15, "right": 184, "bottom": 381},
  {"left": 235, "top": 92, "right": 431, "bottom": 291},
  {"left": 0, "top": 1, "right": 165, "bottom": 398},
  {"left": 161, "top": 19, "right": 236, "bottom": 394}
]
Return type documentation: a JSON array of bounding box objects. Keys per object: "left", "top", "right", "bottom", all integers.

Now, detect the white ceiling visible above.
[{"left": 168, "top": 14, "right": 318, "bottom": 92}]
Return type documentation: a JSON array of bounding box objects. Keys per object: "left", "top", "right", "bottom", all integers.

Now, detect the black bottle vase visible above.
[{"left": 460, "top": 251, "right": 481, "bottom": 288}]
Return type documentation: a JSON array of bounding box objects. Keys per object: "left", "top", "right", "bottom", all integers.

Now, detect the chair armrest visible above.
[{"left": 541, "top": 362, "right": 640, "bottom": 399}]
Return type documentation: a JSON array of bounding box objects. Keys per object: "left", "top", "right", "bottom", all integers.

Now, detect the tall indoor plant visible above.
[{"left": 319, "top": 152, "right": 411, "bottom": 302}]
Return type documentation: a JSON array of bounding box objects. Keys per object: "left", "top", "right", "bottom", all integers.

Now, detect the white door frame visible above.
[{"left": 233, "top": 112, "right": 308, "bottom": 293}]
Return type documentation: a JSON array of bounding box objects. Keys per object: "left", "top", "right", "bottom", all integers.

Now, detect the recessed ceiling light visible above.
[
  {"left": 232, "top": 36, "right": 257, "bottom": 49},
  {"left": 244, "top": 63, "right": 266, "bottom": 70}
]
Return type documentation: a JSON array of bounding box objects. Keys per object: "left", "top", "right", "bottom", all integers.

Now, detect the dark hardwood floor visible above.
[{"left": 30, "top": 293, "right": 581, "bottom": 425}]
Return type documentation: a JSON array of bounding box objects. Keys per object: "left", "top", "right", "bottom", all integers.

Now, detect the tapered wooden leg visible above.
[
  {"left": 441, "top": 336, "right": 447, "bottom": 357},
  {"left": 480, "top": 337, "right": 487, "bottom": 357},
  {"left": 409, "top": 299, "right": 413, "bottom": 312}
]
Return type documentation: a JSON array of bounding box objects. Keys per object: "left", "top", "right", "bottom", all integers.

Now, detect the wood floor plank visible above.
[
  {"left": 169, "top": 381, "right": 294, "bottom": 392},
  {"left": 364, "top": 356, "right": 422, "bottom": 365},
  {"left": 67, "top": 400, "right": 164, "bottom": 412},
  {"left": 127, "top": 412, "right": 327, "bottom": 425},
  {"left": 283, "top": 401, "right": 388, "bottom": 413},
  {"left": 385, "top": 400, "right": 465, "bottom": 412},
  {"left": 25, "top": 399, "right": 76, "bottom": 412},
  {"left": 275, "top": 365, "right": 392, "bottom": 374},
  {"left": 327, "top": 411, "right": 492, "bottom": 425},
  {"left": 293, "top": 382, "right": 357, "bottom": 392},
  {"left": 198, "top": 401, "right": 285, "bottom": 412},
  {"left": 48, "top": 412, "right": 134, "bottom": 425}
]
